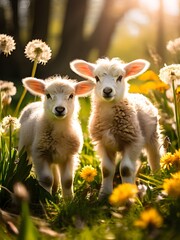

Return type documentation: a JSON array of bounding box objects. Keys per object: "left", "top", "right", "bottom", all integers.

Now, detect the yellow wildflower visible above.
[
  {"left": 129, "top": 70, "right": 169, "bottom": 94},
  {"left": 171, "top": 171, "right": 180, "bottom": 179},
  {"left": 0, "top": 34, "right": 16, "bottom": 56},
  {"left": 160, "top": 152, "right": 175, "bottom": 170},
  {"left": 173, "top": 149, "right": 180, "bottom": 170},
  {"left": 176, "top": 86, "right": 180, "bottom": 102},
  {"left": 80, "top": 165, "right": 97, "bottom": 182},
  {"left": 134, "top": 208, "right": 163, "bottom": 229},
  {"left": 163, "top": 177, "right": 180, "bottom": 198},
  {"left": 109, "top": 183, "right": 138, "bottom": 206},
  {"left": 24, "top": 39, "right": 52, "bottom": 65}
]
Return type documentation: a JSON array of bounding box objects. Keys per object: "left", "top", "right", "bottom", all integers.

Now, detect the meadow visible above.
[{"left": 0, "top": 35, "right": 180, "bottom": 240}]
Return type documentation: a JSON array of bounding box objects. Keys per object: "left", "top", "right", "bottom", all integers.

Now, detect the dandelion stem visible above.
[
  {"left": 14, "top": 88, "right": 27, "bottom": 117},
  {"left": 0, "top": 91, "right": 2, "bottom": 120},
  {"left": 31, "top": 58, "right": 38, "bottom": 78},
  {"left": 9, "top": 122, "right": 12, "bottom": 161},
  {"left": 172, "top": 80, "right": 180, "bottom": 148},
  {"left": 14, "top": 58, "right": 38, "bottom": 117}
]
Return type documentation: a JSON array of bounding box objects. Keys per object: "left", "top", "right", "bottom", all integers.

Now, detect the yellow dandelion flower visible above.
[
  {"left": 80, "top": 165, "right": 97, "bottom": 182},
  {"left": 109, "top": 183, "right": 138, "bottom": 206},
  {"left": 173, "top": 149, "right": 180, "bottom": 159},
  {"left": 171, "top": 171, "right": 180, "bottom": 179},
  {"left": 134, "top": 208, "right": 163, "bottom": 229},
  {"left": 1, "top": 115, "right": 20, "bottom": 134},
  {"left": 173, "top": 149, "right": 180, "bottom": 170},
  {"left": 25, "top": 39, "right": 52, "bottom": 65},
  {"left": 163, "top": 177, "right": 180, "bottom": 198},
  {"left": 159, "top": 64, "right": 180, "bottom": 85},
  {"left": 129, "top": 70, "right": 169, "bottom": 94},
  {"left": 0, "top": 34, "right": 16, "bottom": 56},
  {"left": 160, "top": 152, "right": 175, "bottom": 170},
  {"left": 176, "top": 86, "right": 180, "bottom": 102}
]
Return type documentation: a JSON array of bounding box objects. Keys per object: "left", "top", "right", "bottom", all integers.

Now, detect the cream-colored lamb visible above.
[
  {"left": 18, "top": 76, "right": 94, "bottom": 199},
  {"left": 70, "top": 58, "right": 163, "bottom": 199}
]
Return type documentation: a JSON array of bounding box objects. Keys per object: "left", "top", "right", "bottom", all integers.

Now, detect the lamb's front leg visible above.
[
  {"left": 32, "top": 152, "right": 53, "bottom": 193},
  {"left": 120, "top": 144, "right": 142, "bottom": 184},
  {"left": 98, "top": 145, "right": 116, "bottom": 199},
  {"left": 59, "top": 158, "right": 74, "bottom": 200}
]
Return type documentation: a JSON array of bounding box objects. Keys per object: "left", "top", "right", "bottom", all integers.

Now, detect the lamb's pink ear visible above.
[
  {"left": 70, "top": 60, "right": 95, "bottom": 80},
  {"left": 75, "top": 81, "right": 95, "bottom": 96},
  {"left": 22, "top": 77, "right": 46, "bottom": 96},
  {"left": 124, "top": 59, "right": 150, "bottom": 78}
]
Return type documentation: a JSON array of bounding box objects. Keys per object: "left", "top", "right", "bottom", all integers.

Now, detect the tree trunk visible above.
[
  {"left": 44, "top": 0, "right": 138, "bottom": 78},
  {"left": 31, "top": 0, "right": 51, "bottom": 41},
  {"left": 156, "top": 0, "right": 165, "bottom": 60},
  {"left": 9, "top": 0, "right": 19, "bottom": 41}
]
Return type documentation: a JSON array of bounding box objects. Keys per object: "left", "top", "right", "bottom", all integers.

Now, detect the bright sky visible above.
[{"left": 139, "top": 0, "right": 179, "bottom": 15}]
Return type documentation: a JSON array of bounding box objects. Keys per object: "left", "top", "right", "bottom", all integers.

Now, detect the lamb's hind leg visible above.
[
  {"left": 146, "top": 134, "right": 161, "bottom": 173},
  {"left": 59, "top": 158, "right": 74, "bottom": 200},
  {"left": 98, "top": 145, "right": 116, "bottom": 199}
]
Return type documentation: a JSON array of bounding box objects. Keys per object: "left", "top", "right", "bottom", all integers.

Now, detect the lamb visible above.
[
  {"left": 70, "top": 58, "right": 163, "bottom": 199},
  {"left": 18, "top": 76, "right": 94, "bottom": 199}
]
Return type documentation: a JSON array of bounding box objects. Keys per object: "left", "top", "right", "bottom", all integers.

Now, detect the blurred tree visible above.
[
  {"left": 9, "top": 0, "right": 20, "bottom": 41},
  {"left": 0, "top": 0, "right": 174, "bottom": 82},
  {"left": 46, "top": 0, "right": 139, "bottom": 77},
  {"left": 31, "top": 0, "right": 51, "bottom": 41},
  {"left": 156, "top": 0, "right": 165, "bottom": 62}
]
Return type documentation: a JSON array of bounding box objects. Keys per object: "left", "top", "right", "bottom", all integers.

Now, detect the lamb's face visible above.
[
  {"left": 44, "top": 81, "right": 77, "bottom": 119},
  {"left": 93, "top": 62, "right": 127, "bottom": 102}
]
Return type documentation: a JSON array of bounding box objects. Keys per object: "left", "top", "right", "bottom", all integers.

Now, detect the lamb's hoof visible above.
[{"left": 98, "top": 192, "right": 111, "bottom": 204}]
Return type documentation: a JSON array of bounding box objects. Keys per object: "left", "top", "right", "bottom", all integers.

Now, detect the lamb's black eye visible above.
[
  {"left": 117, "top": 75, "right": 123, "bottom": 82},
  {"left": 69, "top": 93, "right": 74, "bottom": 99},
  {"left": 46, "top": 93, "right": 51, "bottom": 99},
  {"left": 95, "top": 76, "right": 100, "bottom": 82}
]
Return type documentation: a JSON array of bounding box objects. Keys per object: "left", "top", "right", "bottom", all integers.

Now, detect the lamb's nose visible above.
[
  {"left": 55, "top": 106, "right": 65, "bottom": 116},
  {"left": 103, "top": 87, "right": 112, "bottom": 95}
]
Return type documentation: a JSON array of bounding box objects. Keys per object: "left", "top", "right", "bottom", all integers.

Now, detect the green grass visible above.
[{"left": 0, "top": 90, "right": 180, "bottom": 239}]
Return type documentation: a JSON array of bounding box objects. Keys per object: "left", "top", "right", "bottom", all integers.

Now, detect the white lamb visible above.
[
  {"left": 18, "top": 76, "right": 94, "bottom": 199},
  {"left": 70, "top": 58, "right": 163, "bottom": 199}
]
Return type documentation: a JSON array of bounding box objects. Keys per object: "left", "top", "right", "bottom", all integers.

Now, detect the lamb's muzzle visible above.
[{"left": 54, "top": 106, "right": 66, "bottom": 117}]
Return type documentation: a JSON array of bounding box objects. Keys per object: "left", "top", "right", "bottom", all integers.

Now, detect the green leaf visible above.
[{"left": 18, "top": 202, "right": 39, "bottom": 240}]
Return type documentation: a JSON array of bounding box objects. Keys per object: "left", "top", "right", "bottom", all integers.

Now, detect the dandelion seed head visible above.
[
  {"left": 13, "top": 182, "right": 29, "bottom": 202},
  {"left": 24, "top": 39, "right": 52, "bottom": 65},
  {"left": 1, "top": 115, "right": 20, "bottom": 134},
  {"left": 166, "top": 38, "right": 180, "bottom": 54},
  {"left": 80, "top": 165, "right": 97, "bottom": 182},
  {"left": 159, "top": 64, "right": 180, "bottom": 85},
  {"left": 109, "top": 183, "right": 138, "bottom": 206},
  {"left": 0, "top": 80, "right": 17, "bottom": 106},
  {"left": 0, "top": 34, "right": 16, "bottom": 56},
  {"left": 134, "top": 208, "right": 163, "bottom": 229}
]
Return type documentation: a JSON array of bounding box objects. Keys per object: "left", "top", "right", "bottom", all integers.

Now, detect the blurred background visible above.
[{"left": 0, "top": 0, "right": 179, "bottom": 82}]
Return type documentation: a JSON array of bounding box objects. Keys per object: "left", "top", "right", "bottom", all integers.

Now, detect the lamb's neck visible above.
[
  {"left": 44, "top": 113, "right": 77, "bottom": 129},
  {"left": 92, "top": 98, "right": 129, "bottom": 111}
]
